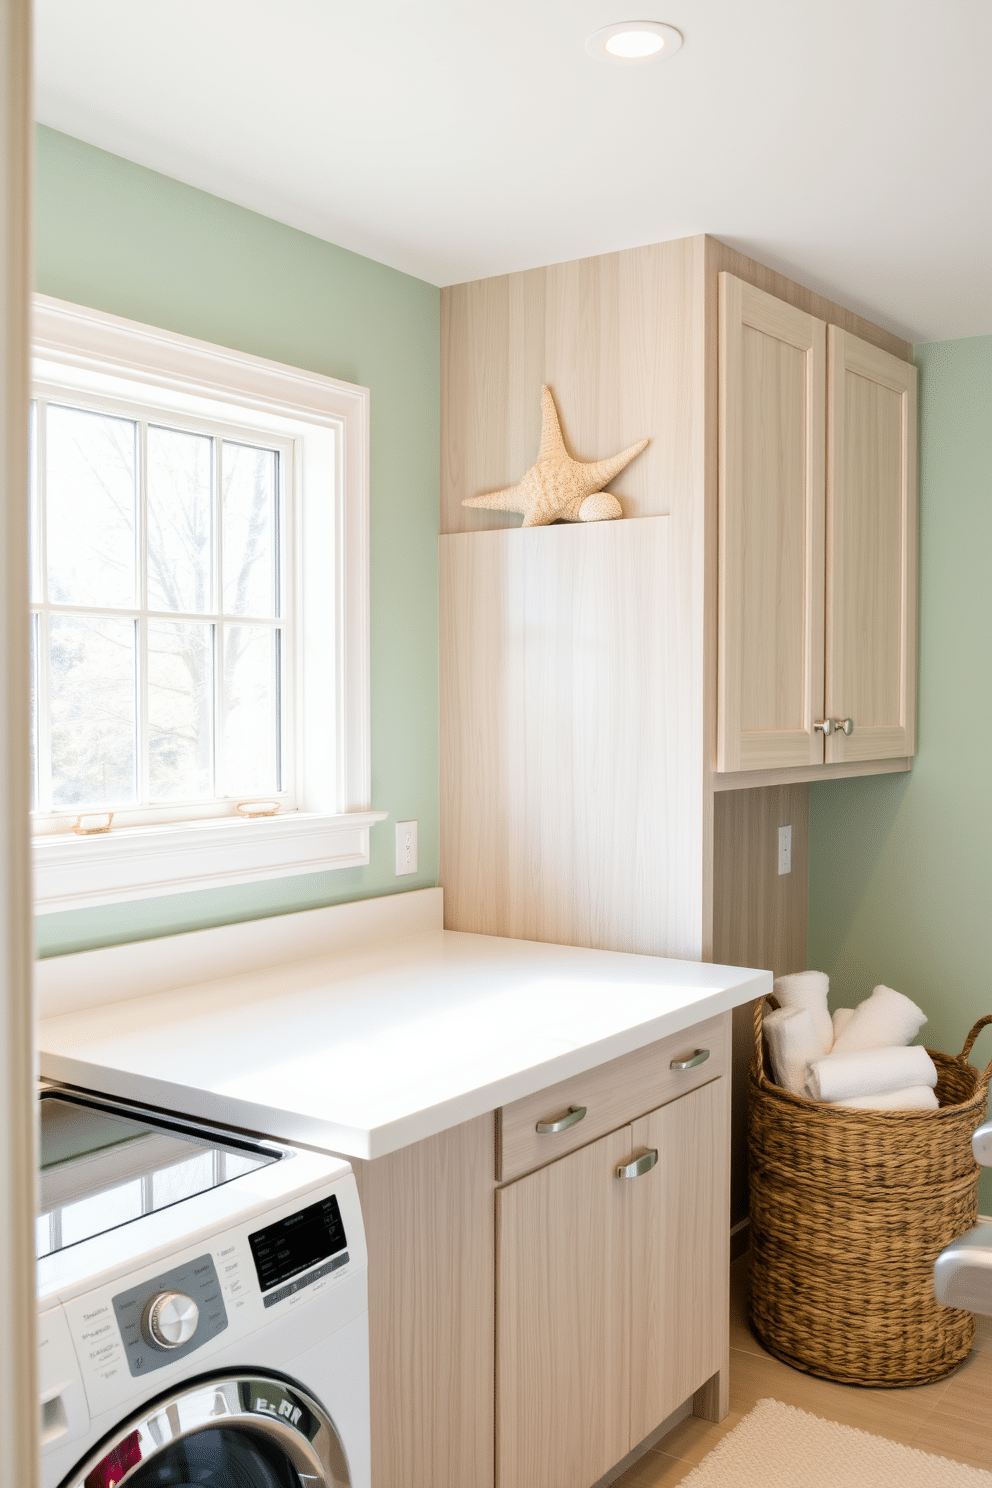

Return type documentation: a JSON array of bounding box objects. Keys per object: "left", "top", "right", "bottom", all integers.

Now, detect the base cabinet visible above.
[
  {"left": 354, "top": 1017, "right": 732, "bottom": 1488},
  {"left": 629, "top": 1079, "right": 728, "bottom": 1442},
  {"left": 496, "top": 1078, "right": 729, "bottom": 1488},
  {"left": 496, "top": 1127, "right": 632, "bottom": 1488}
]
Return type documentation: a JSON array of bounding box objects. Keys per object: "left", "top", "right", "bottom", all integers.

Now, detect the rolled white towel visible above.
[
  {"left": 832, "top": 1007, "right": 855, "bottom": 1043},
  {"left": 831, "top": 984, "right": 927, "bottom": 1054},
  {"left": 830, "top": 1084, "right": 939, "bottom": 1112},
  {"left": 773, "top": 971, "right": 833, "bottom": 1055},
  {"left": 806, "top": 1044, "right": 938, "bottom": 1103},
  {"left": 763, "top": 1007, "right": 822, "bottom": 1096}
]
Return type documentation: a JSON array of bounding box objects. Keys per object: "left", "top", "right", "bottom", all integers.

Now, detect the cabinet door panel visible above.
[
  {"left": 718, "top": 274, "right": 826, "bottom": 772},
  {"left": 496, "top": 1128, "right": 632, "bottom": 1488},
  {"left": 628, "top": 1078, "right": 729, "bottom": 1445},
  {"left": 826, "top": 329, "right": 917, "bottom": 762}
]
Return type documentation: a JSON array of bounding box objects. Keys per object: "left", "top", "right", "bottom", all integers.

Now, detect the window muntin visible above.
[{"left": 29, "top": 387, "right": 293, "bottom": 826}]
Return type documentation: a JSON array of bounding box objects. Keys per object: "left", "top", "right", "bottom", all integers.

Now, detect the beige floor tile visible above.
[
  {"left": 727, "top": 1257, "right": 771, "bottom": 1360},
  {"left": 650, "top": 1410, "right": 745, "bottom": 1467},
  {"left": 973, "top": 1312, "right": 992, "bottom": 1355},
  {"left": 911, "top": 1410, "right": 992, "bottom": 1473},
  {"left": 612, "top": 1450, "right": 695, "bottom": 1487},
  {"left": 726, "top": 1344, "right": 954, "bottom": 1445}
]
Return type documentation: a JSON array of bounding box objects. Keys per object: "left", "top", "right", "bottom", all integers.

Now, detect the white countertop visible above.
[{"left": 39, "top": 928, "right": 770, "bottom": 1159}]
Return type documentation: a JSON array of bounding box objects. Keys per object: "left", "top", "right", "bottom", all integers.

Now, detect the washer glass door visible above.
[{"left": 63, "top": 1375, "right": 351, "bottom": 1488}]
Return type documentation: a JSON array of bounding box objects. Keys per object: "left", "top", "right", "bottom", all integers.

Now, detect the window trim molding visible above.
[{"left": 31, "top": 294, "right": 385, "bottom": 914}]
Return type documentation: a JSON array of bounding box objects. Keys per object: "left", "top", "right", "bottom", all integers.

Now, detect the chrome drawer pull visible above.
[
  {"left": 616, "top": 1149, "right": 658, "bottom": 1180},
  {"left": 535, "top": 1105, "right": 587, "bottom": 1135},
  {"left": 670, "top": 1048, "right": 710, "bottom": 1071}
]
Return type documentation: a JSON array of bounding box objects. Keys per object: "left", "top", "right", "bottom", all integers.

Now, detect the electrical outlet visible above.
[
  {"left": 395, "top": 820, "right": 418, "bottom": 876},
  {"left": 777, "top": 824, "right": 792, "bottom": 876}
]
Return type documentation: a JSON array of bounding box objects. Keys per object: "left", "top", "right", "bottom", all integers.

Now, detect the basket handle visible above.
[
  {"left": 959, "top": 1014, "right": 992, "bottom": 1087},
  {"left": 752, "top": 992, "right": 781, "bottom": 1088}
]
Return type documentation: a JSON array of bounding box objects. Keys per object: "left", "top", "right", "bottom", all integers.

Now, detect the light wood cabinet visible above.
[
  {"left": 496, "top": 1075, "right": 730, "bottom": 1488},
  {"left": 496, "top": 1127, "right": 633, "bottom": 1488},
  {"left": 825, "top": 327, "right": 917, "bottom": 763},
  {"left": 628, "top": 1079, "right": 728, "bottom": 1441},
  {"left": 717, "top": 274, "right": 826, "bottom": 773},
  {"left": 438, "top": 235, "right": 919, "bottom": 1438},
  {"left": 353, "top": 1016, "right": 733, "bottom": 1488},
  {"left": 717, "top": 272, "right": 917, "bottom": 775}
]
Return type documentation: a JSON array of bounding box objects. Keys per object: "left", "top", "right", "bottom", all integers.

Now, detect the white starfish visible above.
[{"left": 462, "top": 385, "right": 648, "bottom": 527}]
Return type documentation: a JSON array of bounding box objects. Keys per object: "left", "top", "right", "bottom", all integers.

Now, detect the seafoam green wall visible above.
[
  {"left": 808, "top": 334, "right": 992, "bottom": 1211},
  {"left": 34, "top": 125, "right": 439, "bottom": 956}
]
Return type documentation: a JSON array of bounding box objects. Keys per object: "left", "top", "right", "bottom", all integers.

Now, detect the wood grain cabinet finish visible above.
[
  {"left": 628, "top": 1079, "right": 729, "bottom": 1442},
  {"left": 825, "top": 328, "right": 918, "bottom": 763},
  {"left": 718, "top": 273, "right": 826, "bottom": 773},
  {"left": 496, "top": 1074, "right": 730, "bottom": 1488},
  {"left": 497, "top": 1015, "right": 726, "bottom": 1184},
  {"left": 496, "top": 1127, "right": 633, "bottom": 1488},
  {"left": 717, "top": 274, "right": 917, "bottom": 776}
]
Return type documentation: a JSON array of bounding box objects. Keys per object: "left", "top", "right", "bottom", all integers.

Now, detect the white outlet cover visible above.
[
  {"left": 777, "top": 824, "right": 792, "bottom": 876},
  {"left": 395, "top": 820, "right": 418, "bottom": 877}
]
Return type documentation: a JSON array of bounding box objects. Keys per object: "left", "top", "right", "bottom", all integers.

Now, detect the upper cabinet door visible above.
[
  {"left": 825, "top": 329, "right": 918, "bottom": 763},
  {"left": 718, "top": 274, "right": 826, "bottom": 772}
]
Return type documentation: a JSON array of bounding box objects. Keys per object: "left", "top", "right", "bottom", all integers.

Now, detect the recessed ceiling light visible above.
[{"left": 585, "top": 20, "right": 683, "bottom": 64}]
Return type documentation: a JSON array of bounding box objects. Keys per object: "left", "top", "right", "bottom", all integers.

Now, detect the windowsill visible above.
[{"left": 32, "top": 809, "right": 389, "bottom": 914}]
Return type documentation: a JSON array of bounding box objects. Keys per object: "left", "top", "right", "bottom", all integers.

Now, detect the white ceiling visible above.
[{"left": 35, "top": 0, "right": 992, "bottom": 342}]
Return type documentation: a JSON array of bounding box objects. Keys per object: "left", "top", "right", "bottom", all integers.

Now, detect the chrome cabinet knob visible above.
[
  {"left": 144, "top": 1291, "right": 199, "bottom": 1349},
  {"left": 814, "top": 717, "right": 854, "bottom": 737}
]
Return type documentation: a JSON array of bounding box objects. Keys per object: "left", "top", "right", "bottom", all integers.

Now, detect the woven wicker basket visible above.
[{"left": 747, "top": 996, "right": 992, "bottom": 1387}]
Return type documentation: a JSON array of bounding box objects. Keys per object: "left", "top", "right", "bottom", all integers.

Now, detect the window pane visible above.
[
  {"left": 46, "top": 404, "right": 136, "bottom": 608},
  {"left": 222, "top": 442, "right": 278, "bottom": 618},
  {"left": 50, "top": 614, "right": 136, "bottom": 808},
  {"left": 221, "top": 625, "right": 279, "bottom": 795},
  {"left": 147, "top": 426, "right": 213, "bottom": 613},
  {"left": 148, "top": 621, "right": 214, "bottom": 801}
]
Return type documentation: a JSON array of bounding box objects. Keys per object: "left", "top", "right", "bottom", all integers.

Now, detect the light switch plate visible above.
[
  {"left": 395, "top": 820, "right": 418, "bottom": 876},
  {"left": 777, "top": 824, "right": 792, "bottom": 876}
]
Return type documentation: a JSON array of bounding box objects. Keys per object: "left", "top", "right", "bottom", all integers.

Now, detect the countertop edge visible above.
[{"left": 40, "top": 969, "right": 770, "bottom": 1161}]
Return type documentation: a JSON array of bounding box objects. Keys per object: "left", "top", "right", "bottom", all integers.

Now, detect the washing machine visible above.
[{"left": 37, "top": 1083, "right": 370, "bottom": 1488}]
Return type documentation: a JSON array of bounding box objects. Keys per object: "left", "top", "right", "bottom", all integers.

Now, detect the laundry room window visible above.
[
  {"left": 30, "top": 295, "right": 382, "bottom": 914},
  {"left": 29, "top": 395, "right": 291, "bottom": 820}
]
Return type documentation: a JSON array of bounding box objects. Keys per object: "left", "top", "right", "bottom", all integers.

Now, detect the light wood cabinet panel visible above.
[
  {"left": 350, "top": 1115, "right": 496, "bottom": 1488},
  {"left": 825, "top": 328, "right": 918, "bottom": 763},
  {"left": 628, "top": 1078, "right": 730, "bottom": 1442},
  {"left": 497, "top": 1016, "right": 726, "bottom": 1184},
  {"left": 718, "top": 273, "right": 826, "bottom": 773},
  {"left": 440, "top": 515, "right": 706, "bottom": 961},
  {"left": 440, "top": 238, "right": 701, "bottom": 535},
  {"left": 496, "top": 1127, "right": 633, "bottom": 1488}
]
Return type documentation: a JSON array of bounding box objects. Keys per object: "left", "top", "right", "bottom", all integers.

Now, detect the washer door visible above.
[{"left": 60, "top": 1374, "right": 351, "bottom": 1488}]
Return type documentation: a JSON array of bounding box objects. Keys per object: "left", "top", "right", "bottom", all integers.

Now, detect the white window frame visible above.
[
  {"left": 31, "top": 294, "right": 385, "bottom": 914},
  {"left": 31, "top": 386, "right": 297, "bottom": 826}
]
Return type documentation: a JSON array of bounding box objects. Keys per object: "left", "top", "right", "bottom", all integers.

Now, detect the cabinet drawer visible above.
[{"left": 496, "top": 1013, "right": 727, "bottom": 1184}]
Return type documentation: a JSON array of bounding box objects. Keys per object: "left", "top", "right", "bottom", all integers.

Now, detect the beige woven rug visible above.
[{"left": 678, "top": 1399, "right": 992, "bottom": 1487}]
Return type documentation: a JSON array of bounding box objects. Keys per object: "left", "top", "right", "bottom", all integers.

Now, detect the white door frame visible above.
[{"left": 0, "top": 1, "right": 39, "bottom": 1483}]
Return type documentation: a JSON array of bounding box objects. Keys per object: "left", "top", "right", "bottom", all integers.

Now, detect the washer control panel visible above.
[{"left": 112, "top": 1254, "right": 227, "bottom": 1377}]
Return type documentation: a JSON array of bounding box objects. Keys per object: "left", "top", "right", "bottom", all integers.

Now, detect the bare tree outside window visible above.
[{"left": 29, "top": 397, "right": 284, "bottom": 817}]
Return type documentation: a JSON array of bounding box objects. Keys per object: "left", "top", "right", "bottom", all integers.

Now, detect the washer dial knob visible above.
[{"left": 145, "top": 1291, "right": 199, "bottom": 1349}]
